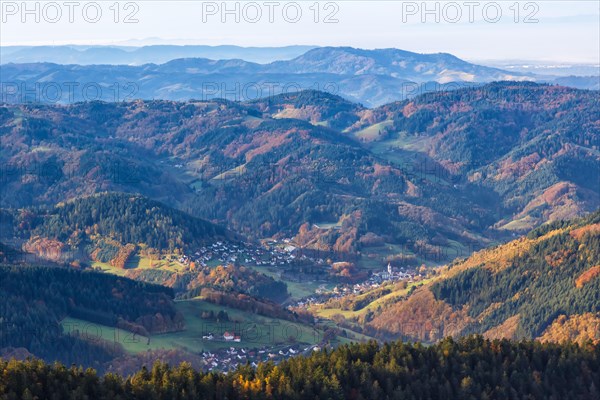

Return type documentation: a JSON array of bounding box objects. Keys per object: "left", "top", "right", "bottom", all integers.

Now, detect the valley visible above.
[{"left": 0, "top": 81, "right": 598, "bottom": 385}]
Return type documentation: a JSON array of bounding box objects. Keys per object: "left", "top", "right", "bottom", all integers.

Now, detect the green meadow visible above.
[{"left": 61, "top": 299, "right": 329, "bottom": 355}]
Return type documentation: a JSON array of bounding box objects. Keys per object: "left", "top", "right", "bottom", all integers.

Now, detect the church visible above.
[{"left": 382, "top": 262, "right": 394, "bottom": 280}]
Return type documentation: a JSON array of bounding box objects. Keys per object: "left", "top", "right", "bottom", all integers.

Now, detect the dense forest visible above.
[
  {"left": 25, "top": 193, "right": 229, "bottom": 252},
  {"left": 0, "top": 265, "right": 182, "bottom": 369},
  {"left": 431, "top": 210, "right": 600, "bottom": 338},
  {"left": 1, "top": 336, "right": 599, "bottom": 399},
  {"left": 248, "top": 90, "right": 364, "bottom": 131}
]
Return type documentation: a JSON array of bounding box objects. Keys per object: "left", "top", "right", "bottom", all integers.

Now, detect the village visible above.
[
  {"left": 175, "top": 238, "right": 419, "bottom": 291},
  {"left": 197, "top": 321, "right": 329, "bottom": 372},
  {"left": 190, "top": 261, "right": 424, "bottom": 372},
  {"left": 160, "top": 240, "right": 423, "bottom": 373},
  {"left": 200, "top": 343, "right": 322, "bottom": 372},
  {"left": 290, "top": 263, "right": 422, "bottom": 309},
  {"left": 169, "top": 237, "right": 424, "bottom": 303},
  {"left": 173, "top": 238, "right": 326, "bottom": 272}
]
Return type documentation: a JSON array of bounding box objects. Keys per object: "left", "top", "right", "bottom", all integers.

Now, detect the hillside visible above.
[
  {"left": 0, "top": 264, "right": 182, "bottom": 370},
  {"left": 356, "top": 211, "right": 600, "bottom": 344},
  {"left": 0, "top": 98, "right": 495, "bottom": 263},
  {"left": 0, "top": 263, "right": 325, "bottom": 374},
  {"left": 32, "top": 192, "right": 228, "bottom": 251},
  {"left": 348, "top": 82, "right": 600, "bottom": 230},
  {"left": 248, "top": 90, "right": 365, "bottom": 131},
  {"left": 1, "top": 192, "right": 292, "bottom": 302},
  {"left": 2, "top": 192, "right": 229, "bottom": 261}
]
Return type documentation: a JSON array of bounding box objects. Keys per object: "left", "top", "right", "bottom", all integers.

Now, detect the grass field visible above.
[
  {"left": 61, "top": 299, "right": 329, "bottom": 354},
  {"left": 366, "top": 135, "right": 458, "bottom": 187},
  {"left": 61, "top": 316, "right": 153, "bottom": 353},
  {"left": 499, "top": 215, "right": 536, "bottom": 231},
  {"left": 312, "top": 221, "right": 342, "bottom": 229},
  {"left": 369, "top": 131, "right": 430, "bottom": 153},
  {"left": 357, "top": 243, "right": 414, "bottom": 270},
  {"left": 211, "top": 164, "right": 247, "bottom": 181},
  {"left": 92, "top": 261, "right": 129, "bottom": 276},
  {"left": 93, "top": 254, "right": 187, "bottom": 276},
  {"left": 350, "top": 121, "right": 394, "bottom": 141}
]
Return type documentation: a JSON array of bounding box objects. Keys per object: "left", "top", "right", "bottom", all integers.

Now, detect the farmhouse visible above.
[{"left": 223, "top": 331, "right": 241, "bottom": 342}]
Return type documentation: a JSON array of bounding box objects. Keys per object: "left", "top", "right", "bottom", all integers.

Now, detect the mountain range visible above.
[
  {"left": 3, "top": 47, "right": 598, "bottom": 107},
  {"left": 1, "top": 82, "right": 598, "bottom": 263}
]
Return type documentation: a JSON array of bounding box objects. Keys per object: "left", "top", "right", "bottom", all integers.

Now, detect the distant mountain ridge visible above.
[
  {"left": 3, "top": 46, "right": 595, "bottom": 107},
  {"left": 266, "top": 47, "right": 528, "bottom": 83},
  {"left": 0, "top": 44, "right": 316, "bottom": 65}
]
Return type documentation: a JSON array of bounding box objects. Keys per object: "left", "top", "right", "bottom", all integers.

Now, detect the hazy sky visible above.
[{"left": 1, "top": 1, "right": 599, "bottom": 63}]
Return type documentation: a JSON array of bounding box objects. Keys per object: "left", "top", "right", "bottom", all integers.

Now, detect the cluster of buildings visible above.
[
  {"left": 289, "top": 263, "right": 421, "bottom": 309},
  {"left": 345, "top": 263, "right": 420, "bottom": 295},
  {"left": 200, "top": 345, "right": 316, "bottom": 372},
  {"left": 202, "top": 331, "right": 241, "bottom": 342},
  {"left": 175, "top": 238, "right": 324, "bottom": 272},
  {"left": 177, "top": 241, "right": 248, "bottom": 268},
  {"left": 372, "top": 263, "right": 415, "bottom": 283}
]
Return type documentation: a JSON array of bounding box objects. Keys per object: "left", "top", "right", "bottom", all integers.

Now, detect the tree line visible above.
[{"left": 1, "top": 336, "right": 599, "bottom": 399}]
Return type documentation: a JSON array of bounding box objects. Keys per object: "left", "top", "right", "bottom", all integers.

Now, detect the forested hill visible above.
[
  {"left": 0, "top": 97, "right": 490, "bottom": 260},
  {"left": 364, "top": 210, "right": 600, "bottom": 343},
  {"left": 247, "top": 90, "right": 365, "bottom": 131},
  {"left": 8, "top": 192, "right": 232, "bottom": 255},
  {"left": 1, "top": 337, "right": 599, "bottom": 399}
]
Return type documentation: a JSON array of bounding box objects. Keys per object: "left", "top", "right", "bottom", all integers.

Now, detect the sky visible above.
[{"left": 1, "top": 1, "right": 599, "bottom": 63}]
